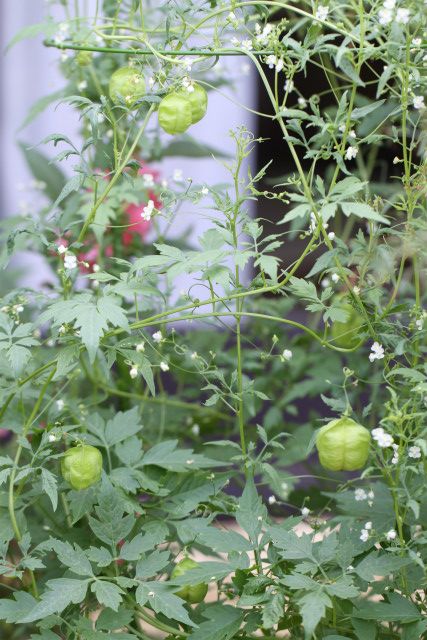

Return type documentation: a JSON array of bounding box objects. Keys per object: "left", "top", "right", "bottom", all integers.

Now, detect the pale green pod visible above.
[
  {"left": 171, "top": 557, "right": 208, "bottom": 604},
  {"left": 158, "top": 93, "right": 193, "bottom": 134},
  {"left": 316, "top": 416, "right": 371, "bottom": 471},
  {"left": 61, "top": 444, "right": 103, "bottom": 490},
  {"left": 109, "top": 67, "right": 146, "bottom": 107},
  {"left": 331, "top": 301, "right": 364, "bottom": 348},
  {"left": 184, "top": 84, "right": 208, "bottom": 124}
]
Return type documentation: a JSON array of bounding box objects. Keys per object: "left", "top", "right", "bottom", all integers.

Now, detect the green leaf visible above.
[
  {"left": 46, "top": 539, "right": 93, "bottom": 576},
  {"left": 353, "top": 592, "right": 421, "bottom": 623},
  {"left": 136, "top": 582, "right": 197, "bottom": 627},
  {"left": 96, "top": 606, "right": 134, "bottom": 631},
  {"left": 0, "top": 592, "right": 37, "bottom": 623},
  {"left": 105, "top": 407, "right": 142, "bottom": 445},
  {"left": 141, "top": 440, "right": 223, "bottom": 472},
  {"left": 340, "top": 202, "right": 389, "bottom": 225},
  {"left": 262, "top": 590, "right": 285, "bottom": 629},
  {"left": 268, "top": 527, "right": 315, "bottom": 562},
  {"left": 41, "top": 469, "right": 58, "bottom": 511},
  {"left": 354, "top": 551, "right": 413, "bottom": 581},
  {"left": 135, "top": 550, "right": 170, "bottom": 578},
  {"left": 351, "top": 99, "right": 385, "bottom": 120},
  {"left": 6, "top": 20, "right": 55, "bottom": 50},
  {"left": 171, "top": 561, "right": 232, "bottom": 586},
  {"left": 21, "top": 579, "right": 88, "bottom": 622},
  {"left": 91, "top": 580, "right": 124, "bottom": 611},
  {"left": 236, "top": 476, "right": 266, "bottom": 544},
  {"left": 299, "top": 590, "right": 331, "bottom": 639},
  {"left": 187, "top": 604, "right": 244, "bottom": 640},
  {"left": 19, "top": 142, "right": 67, "bottom": 202}
]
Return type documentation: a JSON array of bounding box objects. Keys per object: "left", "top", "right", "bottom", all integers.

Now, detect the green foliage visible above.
[{"left": 1, "top": 0, "right": 427, "bottom": 639}]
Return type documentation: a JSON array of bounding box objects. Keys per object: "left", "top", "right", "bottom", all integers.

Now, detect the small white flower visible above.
[
  {"left": 142, "top": 173, "right": 154, "bottom": 187},
  {"left": 367, "top": 490, "right": 375, "bottom": 500},
  {"left": 241, "top": 39, "right": 253, "bottom": 51},
  {"left": 315, "top": 5, "right": 329, "bottom": 21},
  {"left": 141, "top": 199, "right": 155, "bottom": 221},
  {"left": 186, "top": 459, "right": 194, "bottom": 465},
  {"left": 345, "top": 145, "right": 358, "bottom": 161},
  {"left": 57, "top": 244, "right": 67, "bottom": 255},
  {"left": 268, "top": 495, "right": 277, "bottom": 505},
  {"left": 396, "top": 7, "right": 410, "bottom": 24},
  {"left": 191, "top": 352, "right": 198, "bottom": 360},
  {"left": 386, "top": 529, "right": 397, "bottom": 541},
  {"left": 378, "top": 8, "right": 393, "bottom": 25},
  {"left": 48, "top": 433, "right": 57, "bottom": 443},
  {"left": 408, "top": 445, "right": 421, "bottom": 459},
  {"left": 173, "top": 169, "right": 184, "bottom": 183},
  {"left": 136, "top": 342, "right": 145, "bottom": 352},
  {"left": 383, "top": 0, "right": 396, "bottom": 8},
  {"left": 353, "top": 286, "right": 361, "bottom": 295},
  {"left": 364, "top": 521, "right": 372, "bottom": 530},
  {"left": 321, "top": 278, "right": 330, "bottom": 288},
  {"left": 328, "top": 231, "right": 335, "bottom": 240},
  {"left": 415, "top": 318, "right": 424, "bottom": 331},
  {"left": 369, "top": 341, "right": 385, "bottom": 362},
  {"left": 301, "top": 507, "right": 310, "bottom": 517},
  {"left": 93, "top": 263, "right": 100, "bottom": 273},
  {"left": 347, "top": 565, "right": 354, "bottom": 572},
  {"left": 412, "top": 38, "right": 422, "bottom": 47},
  {"left": 160, "top": 361, "right": 169, "bottom": 372},
  {"left": 56, "top": 399, "right": 65, "bottom": 411},
  {"left": 372, "top": 426, "right": 394, "bottom": 448},
  {"left": 77, "top": 80, "right": 87, "bottom": 92},
  {"left": 413, "top": 95, "right": 425, "bottom": 110},
  {"left": 331, "top": 272, "right": 340, "bottom": 283},
  {"left": 129, "top": 366, "right": 138, "bottom": 379},
  {"left": 64, "top": 253, "right": 77, "bottom": 270},
  {"left": 282, "top": 349, "right": 293, "bottom": 360},
  {"left": 298, "top": 97, "right": 307, "bottom": 108},
  {"left": 360, "top": 528, "right": 369, "bottom": 542},
  {"left": 152, "top": 331, "right": 163, "bottom": 343},
  {"left": 348, "top": 129, "right": 356, "bottom": 139},
  {"left": 355, "top": 488, "right": 367, "bottom": 501},
  {"left": 393, "top": 156, "right": 400, "bottom": 164},
  {"left": 284, "top": 79, "right": 294, "bottom": 92},
  {"left": 201, "top": 187, "right": 209, "bottom": 195},
  {"left": 191, "top": 424, "right": 200, "bottom": 436}
]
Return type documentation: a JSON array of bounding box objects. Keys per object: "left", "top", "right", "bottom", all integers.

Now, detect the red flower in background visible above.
[{"left": 122, "top": 163, "right": 162, "bottom": 245}]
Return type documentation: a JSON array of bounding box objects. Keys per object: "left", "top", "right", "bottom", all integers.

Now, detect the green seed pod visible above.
[
  {"left": 61, "top": 444, "right": 103, "bottom": 490},
  {"left": 158, "top": 93, "right": 193, "bottom": 135},
  {"left": 331, "top": 300, "right": 363, "bottom": 348},
  {"left": 316, "top": 416, "right": 371, "bottom": 471},
  {"left": 109, "top": 67, "right": 146, "bottom": 107},
  {"left": 171, "top": 557, "right": 208, "bottom": 604},
  {"left": 76, "top": 50, "right": 93, "bottom": 66},
  {"left": 184, "top": 84, "right": 208, "bottom": 124}
]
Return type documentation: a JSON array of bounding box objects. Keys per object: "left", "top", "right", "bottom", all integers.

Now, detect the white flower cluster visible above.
[
  {"left": 141, "top": 199, "right": 155, "bottom": 221},
  {"left": 345, "top": 145, "right": 358, "bottom": 161},
  {"left": 315, "top": 5, "right": 329, "bottom": 21},
  {"left": 372, "top": 427, "right": 394, "bottom": 448},
  {"left": 413, "top": 95, "right": 425, "bottom": 110},
  {"left": 266, "top": 55, "right": 284, "bottom": 72},
  {"left": 354, "top": 488, "right": 375, "bottom": 503},
  {"left": 182, "top": 76, "right": 195, "bottom": 93},
  {"left": 360, "top": 521, "right": 372, "bottom": 542},
  {"left": 255, "top": 23, "right": 273, "bottom": 45},
  {"left": 369, "top": 341, "right": 384, "bottom": 362},
  {"left": 378, "top": 0, "right": 410, "bottom": 25}
]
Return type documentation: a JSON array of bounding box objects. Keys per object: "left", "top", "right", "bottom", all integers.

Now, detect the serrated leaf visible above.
[
  {"left": 188, "top": 604, "right": 243, "bottom": 639},
  {"left": 136, "top": 582, "right": 197, "bottom": 627},
  {"left": 41, "top": 469, "right": 58, "bottom": 511},
  {"left": 91, "top": 580, "right": 123, "bottom": 611}
]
